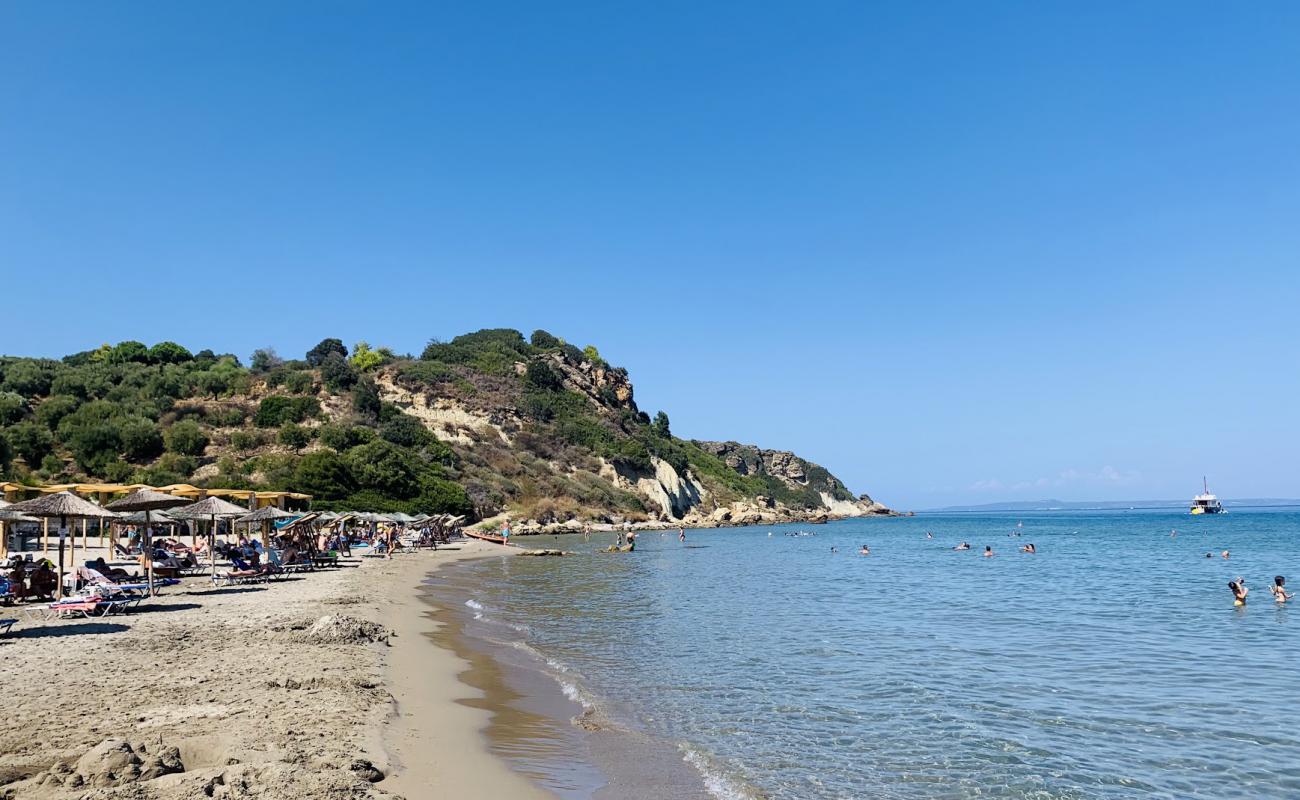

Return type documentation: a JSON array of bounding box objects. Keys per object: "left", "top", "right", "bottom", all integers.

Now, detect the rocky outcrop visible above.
[{"left": 538, "top": 352, "right": 637, "bottom": 412}]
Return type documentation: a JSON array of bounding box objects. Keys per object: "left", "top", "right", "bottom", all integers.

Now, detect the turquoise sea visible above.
[{"left": 429, "top": 511, "right": 1300, "bottom": 799}]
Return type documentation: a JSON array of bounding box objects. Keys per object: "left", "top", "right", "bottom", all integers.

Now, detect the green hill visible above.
[{"left": 0, "top": 330, "right": 890, "bottom": 528}]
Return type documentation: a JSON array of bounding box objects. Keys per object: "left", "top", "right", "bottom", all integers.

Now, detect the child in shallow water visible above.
[{"left": 1270, "top": 576, "right": 1293, "bottom": 604}]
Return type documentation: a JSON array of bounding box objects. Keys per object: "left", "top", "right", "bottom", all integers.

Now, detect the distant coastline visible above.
[{"left": 920, "top": 498, "right": 1300, "bottom": 513}]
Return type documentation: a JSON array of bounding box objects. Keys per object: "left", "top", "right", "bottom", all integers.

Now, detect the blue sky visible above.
[{"left": 3, "top": 2, "right": 1298, "bottom": 508}]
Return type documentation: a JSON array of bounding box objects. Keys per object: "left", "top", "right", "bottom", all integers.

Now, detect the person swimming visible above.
[
  {"left": 983, "top": 546, "right": 994, "bottom": 557},
  {"left": 1229, "top": 580, "right": 1248, "bottom": 606},
  {"left": 954, "top": 542, "right": 971, "bottom": 551},
  {"left": 1020, "top": 543, "right": 1036, "bottom": 554},
  {"left": 1222, "top": 550, "right": 1230, "bottom": 559},
  {"left": 1170, "top": 529, "right": 1177, "bottom": 538},
  {"left": 926, "top": 532, "right": 933, "bottom": 540},
  {"left": 830, "top": 546, "right": 837, "bottom": 553},
  {"left": 1271, "top": 576, "right": 1293, "bottom": 604},
  {"left": 859, "top": 545, "right": 870, "bottom": 555}
]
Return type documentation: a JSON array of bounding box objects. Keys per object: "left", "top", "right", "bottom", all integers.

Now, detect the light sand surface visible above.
[{"left": 0, "top": 539, "right": 551, "bottom": 799}]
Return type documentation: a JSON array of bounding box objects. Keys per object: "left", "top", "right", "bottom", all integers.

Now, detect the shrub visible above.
[
  {"left": 524, "top": 360, "right": 563, "bottom": 392},
  {"left": 651, "top": 411, "right": 671, "bottom": 439},
  {"left": 321, "top": 352, "right": 357, "bottom": 392},
  {"left": 416, "top": 475, "right": 474, "bottom": 517},
  {"left": 582, "top": 345, "right": 607, "bottom": 367},
  {"left": 230, "top": 430, "right": 259, "bottom": 451},
  {"left": 192, "top": 370, "right": 231, "bottom": 399},
  {"left": 149, "top": 341, "right": 193, "bottom": 364},
  {"left": 165, "top": 419, "right": 209, "bottom": 456},
  {"left": 318, "top": 423, "right": 374, "bottom": 451},
  {"left": 0, "top": 430, "right": 10, "bottom": 476},
  {"left": 306, "top": 338, "right": 348, "bottom": 367},
  {"left": 278, "top": 423, "right": 312, "bottom": 451},
  {"left": 380, "top": 414, "right": 433, "bottom": 448},
  {"left": 254, "top": 395, "right": 319, "bottom": 427},
  {"left": 2, "top": 361, "right": 53, "bottom": 396},
  {"left": 395, "top": 360, "right": 451, "bottom": 387},
  {"left": 351, "top": 379, "right": 381, "bottom": 419},
  {"left": 120, "top": 418, "right": 164, "bottom": 462},
  {"left": 0, "top": 392, "right": 26, "bottom": 425},
  {"left": 6, "top": 421, "right": 54, "bottom": 466},
  {"left": 283, "top": 371, "right": 315, "bottom": 395},
  {"left": 208, "top": 407, "right": 246, "bottom": 427}
]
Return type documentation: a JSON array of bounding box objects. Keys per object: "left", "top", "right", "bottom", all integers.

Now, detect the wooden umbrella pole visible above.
[
  {"left": 56, "top": 516, "right": 66, "bottom": 600},
  {"left": 209, "top": 516, "right": 216, "bottom": 581},
  {"left": 145, "top": 510, "right": 155, "bottom": 597},
  {"left": 42, "top": 518, "right": 49, "bottom": 557},
  {"left": 0, "top": 520, "right": 7, "bottom": 559}
]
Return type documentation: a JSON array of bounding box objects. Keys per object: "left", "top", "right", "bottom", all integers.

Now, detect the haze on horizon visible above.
[{"left": 3, "top": 2, "right": 1297, "bottom": 510}]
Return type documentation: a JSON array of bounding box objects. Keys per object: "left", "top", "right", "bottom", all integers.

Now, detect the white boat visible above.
[{"left": 1190, "top": 477, "right": 1224, "bottom": 515}]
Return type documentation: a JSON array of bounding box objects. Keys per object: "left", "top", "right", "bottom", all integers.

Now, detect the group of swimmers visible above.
[
  {"left": 1230, "top": 576, "right": 1293, "bottom": 606},
  {"left": 949, "top": 541, "right": 1035, "bottom": 556}
]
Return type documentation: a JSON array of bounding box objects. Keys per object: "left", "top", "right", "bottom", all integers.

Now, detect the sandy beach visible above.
[{"left": 0, "top": 540, "right": 552, "bottom": 799}]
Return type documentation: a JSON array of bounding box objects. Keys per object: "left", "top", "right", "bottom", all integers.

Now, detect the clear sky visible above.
[{"left": 3, "top": 2, "right": 1298, "bottom": 509}]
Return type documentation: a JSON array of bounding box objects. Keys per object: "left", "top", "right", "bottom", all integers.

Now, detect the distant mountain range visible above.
[{"left": 922, "top": 498, "right": 1300, "bottom": 513}]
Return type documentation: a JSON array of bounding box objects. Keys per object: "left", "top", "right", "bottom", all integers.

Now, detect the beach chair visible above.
[{"left": 0, "top": 619, "right": 16, "bottom": 635}]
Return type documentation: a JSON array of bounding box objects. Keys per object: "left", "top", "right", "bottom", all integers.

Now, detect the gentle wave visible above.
[{"left": 681, "top": 745, "right": 758, "bottom": 800}]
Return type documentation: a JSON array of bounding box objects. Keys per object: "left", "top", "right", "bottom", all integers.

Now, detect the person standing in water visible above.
[
  {"left": 679, "top": 526, "right": 686, "bottom": 543},
  {"left": 1229, "top": 580, "right": 1248, "bottom": 606},
  {"left": 501, "top": 519, "right": 511, "bottom": 545},
  {"left": 983, "top": 546, "right": 995, "bottom": 557},
  {"left": 859, "top": 545, "right": 870, "bottom": 555},
  {"left": 1271, "top": 576, "right": 1293, "bottom": 603}
]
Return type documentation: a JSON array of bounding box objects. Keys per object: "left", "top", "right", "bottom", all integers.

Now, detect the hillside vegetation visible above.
[{"left": 0, "top": 330, "right": 889, "bottom": 527}]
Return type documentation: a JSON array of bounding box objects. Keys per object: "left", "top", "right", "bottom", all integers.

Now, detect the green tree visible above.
[
  {"left": 651, "top": 411, "right": 671, "bottom": 439},
  {"left": 107, "top": 340, "right": 150, "bottom": 364},
  {"left": 350, "top": 341, "right": 386, "bottom": 372},
  {"left": 6, "top": 421, "right": 54, "bottom": 466},
  {"left": 69, "top": 422, "right": 123, "bottom": 473},
  {"left": 320, "top": 352, "right": 357, "bottom": 392},
  {"left": 582, "top": 345, "right": 607, "bottom": 367},
  {"left": 345, "top": 440, "right": 421, "bottom": 498},
  {"left": 283, "top": 371, "right": 315, "bottom": 394},
  {"left": 253, "top": 395, "right": 319, "bottom": 427},
  {"left": 120, "top": 418, "right": 165, "bottom": 462},
  {"left": 530, "top": 329, "right": 562, "bottom": 349},
  {"left": 278, "top": 423, "right": 312, "bottom": 451},
  {"left": 148, "top": 341, "right": 193, "bottom": 364},
  {"left": 0, "top": 429, "right": 11, "bottom": 476},
  {"left": 250, "top": 348, "right": 281, "bottom": 372},
  {"left": 306, "top": 337, "right": 348, "bottom": 367},
  {"left": 415, "top": 475, "right": 474, "bottom": 516},
  {"left": 192, "top": 370, "right": 231, "bottom": 399},
  {"left": 293, "top": 449, "right": 355, "bottom": 499},
  {"left": 0, "top": 392, "right": 27, "bottom": 425},
  {"left": 165, "top": 419, "right": 209, "bottom": 456}
]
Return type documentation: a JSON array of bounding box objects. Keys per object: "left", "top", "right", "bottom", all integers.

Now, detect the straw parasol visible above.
[
  {"left": 105, "top": 489, "right": 192, "bottom": 596},
  {"left": 4, "top": 491, "right": 116, "bottom": 599},
  {"left": 235, "top": 506, "right": 296, "bottom": 549},
  {"left": 0, "top": 500, "right": 38, "bottom": 559},
  {"left": 170, "top": 496, "right": 250, "bottom": 580}
]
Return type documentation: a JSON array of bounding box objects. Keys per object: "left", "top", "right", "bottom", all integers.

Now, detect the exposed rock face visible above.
[
  {"left": 541, "top": 352, "right": 637, "bottom": 412},
  {"left": 694, "top": 441, "right": 834, "bottom": 494}
]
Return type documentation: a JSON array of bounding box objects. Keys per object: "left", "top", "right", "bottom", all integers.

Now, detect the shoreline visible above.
[
  {"left": 375, "top": 540, "right": 554, "bottom": 799},
  {"left": 415, "top": 545, "right": 726, "bottom": 800}
]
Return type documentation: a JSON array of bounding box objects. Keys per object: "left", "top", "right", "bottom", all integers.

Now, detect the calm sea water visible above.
[{"left": 440, "top": 511, "right": 1300, "bottom": 799}]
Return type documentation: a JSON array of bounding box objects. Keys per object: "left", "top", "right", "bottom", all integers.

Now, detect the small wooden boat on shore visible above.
[{"left": 464, "top": 529, "right": 508, "bottom": 545}]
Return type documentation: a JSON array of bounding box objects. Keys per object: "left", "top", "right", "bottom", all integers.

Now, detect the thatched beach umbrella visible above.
[
  {"left": 0, "top": 500, "right": 38, "bottom": 558},
  {"left": 235, "top": 505, "right": 295, "bottom": 548},
  {"left": 170, "top": 496, "right": 249, "bottom": 580},
  {"left": 105, "top": 489, "right": 191, "bottom": 596},
  {"left": 5, "top": 491, "right": 115, "bottom": 599}
]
